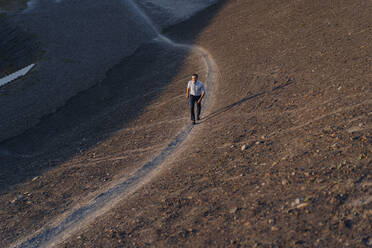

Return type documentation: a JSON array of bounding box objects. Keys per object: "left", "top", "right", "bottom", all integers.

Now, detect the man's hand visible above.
[
  {"left": 186, "top": 94, "right": 189, "bottom": 99},
  {"left": 197, "top": 93, "right": 205, "bottom": 104}
]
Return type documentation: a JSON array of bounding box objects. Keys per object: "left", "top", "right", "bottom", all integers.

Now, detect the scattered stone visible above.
[
  {"left": 281, "top": 179, "right": 288, "bottom": 185},
  {"left": 304, "top": 195, "right": 312, "bottom": 202},
  {"left": 229, "top": 207, "right": 238, "bottom": 214},
  {"left": 271, "top": 226, "right": 279, "bottom": 231},
  {"left": 296, "top": 203, "right": 309, "bottom": 209},
  {"left": 241, "top": 144, "right": 248, "bottom": 151},
  {"left": 291, "top": 198, "right": 301, "bottom": 207},
  {"left": 358, "top": 154, "right": 366, "bottom": 160},
  {"left": 32, "top": 176, "right": 39, "bottom": 181},
  {"left": 10, "top": 194, "right": 24, "bottom": 204}
]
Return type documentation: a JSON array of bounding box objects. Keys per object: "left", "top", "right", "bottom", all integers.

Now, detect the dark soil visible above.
[
  {"left": 0, "top": 0, "right": 28, "bottom": 11},
  {"left": 0, "top": 14, "right": 39, "bottom": 78}
]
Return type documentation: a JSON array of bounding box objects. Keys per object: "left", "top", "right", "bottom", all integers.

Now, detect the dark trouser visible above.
[{"left": 189, "top": 95, "right": 201, "bottom": 121}]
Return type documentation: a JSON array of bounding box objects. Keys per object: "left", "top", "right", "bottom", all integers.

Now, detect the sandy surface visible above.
[{"left": 1, "top": 0, "right": 372, "bottom": 247}]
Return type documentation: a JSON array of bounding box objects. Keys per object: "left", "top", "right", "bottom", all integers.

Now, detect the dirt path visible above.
[{"left": 10, "top": 31, "right": 219, "bottom": 248}]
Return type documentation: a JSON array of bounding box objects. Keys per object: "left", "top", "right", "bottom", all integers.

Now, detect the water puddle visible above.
[{"left": 0, "top": 64, "right": 35, "bottom": 88}]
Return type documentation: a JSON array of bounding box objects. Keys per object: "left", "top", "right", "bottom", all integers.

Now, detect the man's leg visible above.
[
  {"left": 189, "top": 95, "right": 196, "bottom": 122},
  {"left": 196, "top": 95, "right": 201, "bottom": 120}
]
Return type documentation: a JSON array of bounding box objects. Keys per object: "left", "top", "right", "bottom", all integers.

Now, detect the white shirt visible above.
[{"left": 187, "top": 80, "right": 205, "bottom": 96}]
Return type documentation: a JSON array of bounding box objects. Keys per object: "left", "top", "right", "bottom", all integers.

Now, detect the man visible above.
[{"left": 186, "top": 73, "right": 206, "bottom": 125}]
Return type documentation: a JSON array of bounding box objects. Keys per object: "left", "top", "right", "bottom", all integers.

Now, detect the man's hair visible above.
[{"left": 192, "top": 73, "right": 198, "bottom": 79}]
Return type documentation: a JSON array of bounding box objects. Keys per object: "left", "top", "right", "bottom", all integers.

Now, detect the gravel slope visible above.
[
  {"left": 1, "top": 0, "right": 371, "bottom": 247},
  {"left": 60, "top": 0, "right": 371, "bottom": 247}
]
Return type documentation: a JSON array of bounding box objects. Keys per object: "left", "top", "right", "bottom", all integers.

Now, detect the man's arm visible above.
[
  {"left": 197, "top": 92, "right": 204, "bottom": 103},
  {"left": 186, "top": 87, "right": 190, "bottom": 98},
  {"left": 197, "top": 84, "right": 206, "bottom": 103}
]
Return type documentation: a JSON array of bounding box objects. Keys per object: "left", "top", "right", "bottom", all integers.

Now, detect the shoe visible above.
[{"left": 192, "top": 120, "right": 196, "bottom": 125}]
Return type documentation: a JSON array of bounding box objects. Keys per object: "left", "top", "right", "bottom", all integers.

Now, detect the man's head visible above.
[{"left": 192, "top": 74, "right": 198, "bottom": 83}]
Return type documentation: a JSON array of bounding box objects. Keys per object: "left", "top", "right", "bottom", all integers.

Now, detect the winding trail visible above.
[{"left": 11, "top": 1, "right": 219, "bottom": 248}]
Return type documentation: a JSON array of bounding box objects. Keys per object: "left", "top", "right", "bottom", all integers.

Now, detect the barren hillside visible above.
[{"left": 1, "top": 0, "right": 371, "bottom": 247}]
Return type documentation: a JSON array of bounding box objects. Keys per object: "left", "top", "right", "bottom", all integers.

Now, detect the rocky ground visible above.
[
  {"left": 0, "top": 38, "right": 210, "bottom": 247},
  {"left": 1, "top": 0, "right": 371, "bottom": 247}
]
